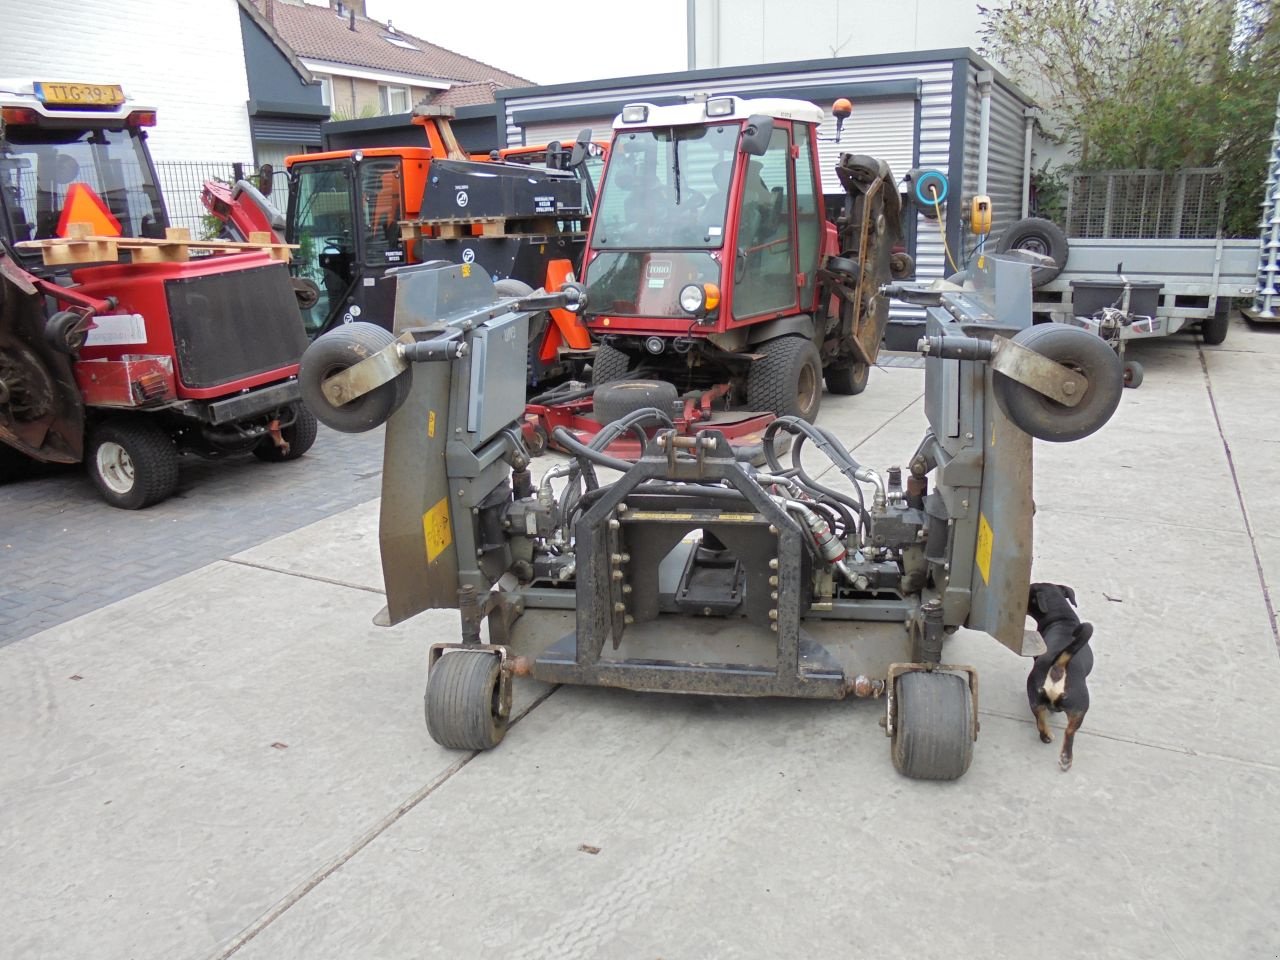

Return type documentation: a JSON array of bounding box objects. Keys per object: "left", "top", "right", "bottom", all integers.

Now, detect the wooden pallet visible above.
[
  {"left": 16, "top": 224, "right": 297, "bottom": 266},
  {"left": 399, "top": 216, "right": 570, "bottom": 242}
]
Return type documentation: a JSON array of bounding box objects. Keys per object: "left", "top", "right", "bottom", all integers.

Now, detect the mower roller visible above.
[{"left": 299, "top": 256, "right": 1122, "bottom": 780}]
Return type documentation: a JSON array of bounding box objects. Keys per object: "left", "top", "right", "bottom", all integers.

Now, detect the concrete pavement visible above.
[{"left": 3, "top": 318, "right": 1279, "bottom": 959}]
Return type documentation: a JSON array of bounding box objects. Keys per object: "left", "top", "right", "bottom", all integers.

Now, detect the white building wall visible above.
[
  {"left": 691, "top": 0, "right": 986, "bottom": 68},
  {"left": 0, "top": 0, "right": 254, "bottom": 163}
]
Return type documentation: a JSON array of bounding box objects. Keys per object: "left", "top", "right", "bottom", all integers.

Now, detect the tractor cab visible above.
[
  {"left": 0, "top": 80, "right": 166, "bottom": 269},
  {"left": 581, "top": 96, "right": 899, "bottom": 422}
]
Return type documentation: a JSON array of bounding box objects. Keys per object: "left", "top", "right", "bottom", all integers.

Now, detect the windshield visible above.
[
  {"left": 0, "top": 125, "right": 166, "bottom": 248},
  {"left": 289, "top": 161, "right": 356, "bottom": 336},
  {"left": 592, "top": 124, "right": 738, "bottom": 249}
]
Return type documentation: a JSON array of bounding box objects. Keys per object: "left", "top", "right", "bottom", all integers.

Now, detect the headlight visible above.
[
  {"left": 679, "top": 283, "right": 706, "bottom": 314},
  {"left": 620, "top": 104, "right": 649, "bottom": 123},
  {"left": 705, "top": 97, "right": 734, "bottom": 117}
]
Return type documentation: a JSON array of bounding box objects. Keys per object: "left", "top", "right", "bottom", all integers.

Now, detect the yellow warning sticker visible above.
[
  {"left": 461, "top": 263, "right": 471, "bottom": 278},
  {"left": 715, "top": 513, "right": 762, "bottom": 522},
  {"left": 975, "top": 512, "right": 994, "bottom": 585},
  {"left": 423, "top": 498, "right": 452, "bottom": 563},
  {"left": 427, "top": 410, "right": 436, "bottom": 438}
]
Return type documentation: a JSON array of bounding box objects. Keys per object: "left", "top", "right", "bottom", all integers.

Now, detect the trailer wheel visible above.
[
  {"left": 1200, "top": 306, "right": 1230, "bottom": 346},
  {"left": 747, "top": 336, "right": 822, "bottom": 421},
  {"left": 253, "top": 404, "right": 318, "bottom": 461},
  {"left": 591, "top": 342, "right": 630, "bottom": 385},
  {"left": 87, "top": 418, "right": 179, "bottom": 510},
  {"left": 992, "top": 323, "right": 1123, "bottom": 442},
  {"left": 1122, "top": 359, "right": 1144, "bottom": 389},
  {"left": 299, "top": 322, "right": 409, "bottom": 433},
  {"left": 424, "top": 650, "right": 508, "bottom": 750},
  {"left": 891, "top": 671, "right": 975, "bottom": 781},
  {"left": 997, "top": 217, "right": 1069, "bottom": 288},
  {"left": 824, "top": 361, "right": 869, "bottom": 396},
  {"left": 593, "top": 379, "right": 678, "bottom": 422}
]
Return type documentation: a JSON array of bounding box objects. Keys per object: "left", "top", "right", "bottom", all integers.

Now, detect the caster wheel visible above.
[
  {"left": 1122, "top": 359, "right": 1144, "bottom": 389},
  {"left": 424, "top": 650, "right": 509, "bottom": 750},
  {"left": 526, "top": 423, "right": 549, "bottom": 457},
  {"left": 299, "top": 322, "right": 409, "bottom": 433},
  {"left": 890, "top": 670, "right": 975, "bottom": 781}
]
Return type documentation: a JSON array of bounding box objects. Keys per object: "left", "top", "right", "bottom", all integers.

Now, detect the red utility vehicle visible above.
[{"left": 0, "top": 80, "right": 313, "bottom": 508}]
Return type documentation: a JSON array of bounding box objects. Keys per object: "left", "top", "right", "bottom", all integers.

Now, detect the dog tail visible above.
[{"left": 1052, "top": 622, "right": 1094, "bottom": 670}]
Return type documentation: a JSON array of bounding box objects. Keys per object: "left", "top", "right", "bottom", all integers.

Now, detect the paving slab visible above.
[
  {"left": 227, "top": 685, "right": 1280, "bottom": 960},
  {"left": 0, "top": 561, "right": 549, "bottom": 960}
]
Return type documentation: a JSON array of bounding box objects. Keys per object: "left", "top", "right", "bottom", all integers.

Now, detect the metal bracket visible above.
[
  {"left": 989, "top": 335, "right": 1086, "bottom": 408},
  {"left": 883, "top": 662, "right": 981, "bottom": 739},
  {"left": 321, "top": 333, "right": 414, "bottom": 407}
]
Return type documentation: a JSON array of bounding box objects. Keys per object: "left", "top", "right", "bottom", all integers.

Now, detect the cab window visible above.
[{"left": 732, "top": 126, "right": 796, "bottom": 320}]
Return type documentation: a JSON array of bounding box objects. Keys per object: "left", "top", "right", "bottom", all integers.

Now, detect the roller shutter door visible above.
[
  {"left": 521, "top": 117, "right": 616, "bottom": 148},
  {"left": 815, "top": 97, "right": 916, "bottom": 193}
]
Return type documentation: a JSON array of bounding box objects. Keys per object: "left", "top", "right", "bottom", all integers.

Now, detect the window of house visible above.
[
  {"left": 383, "top": 35, "right": 419, "bottom": 50},
  {"left": 379, "top": 84, "right": 411, "bottom": 115},
  {"left": 318, "top": 76, "right": 332, "bottom": 107}
]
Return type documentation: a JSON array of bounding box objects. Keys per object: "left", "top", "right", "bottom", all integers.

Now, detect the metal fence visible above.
[
  {"left": 1064, "top": 167, "right": 1226, "bottom": 240},
  {"left": 153, "top": 160, "right": 288, "bottom": 238}
]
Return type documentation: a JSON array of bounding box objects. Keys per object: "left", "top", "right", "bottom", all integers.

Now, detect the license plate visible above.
[{"left": 33, "top": 82, "right": 125, "bottom": 107}]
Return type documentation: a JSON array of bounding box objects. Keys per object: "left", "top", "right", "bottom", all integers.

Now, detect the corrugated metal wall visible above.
[{"left": 961, "top": 65, "right": 1030, "bottom": 263}]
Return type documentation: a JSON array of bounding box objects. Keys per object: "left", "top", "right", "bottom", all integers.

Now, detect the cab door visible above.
[{"left": 729, "top": 121, "right": 799, "bottom": 324}]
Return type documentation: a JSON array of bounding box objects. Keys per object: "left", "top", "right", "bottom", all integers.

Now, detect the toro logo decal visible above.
[{"left": 646, "top": 260, "right": 672, "bottom": 289}]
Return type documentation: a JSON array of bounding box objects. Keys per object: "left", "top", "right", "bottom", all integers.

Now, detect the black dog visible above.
[{"left": 1027, "top": 583, "right": 1094, "bottom": 771}]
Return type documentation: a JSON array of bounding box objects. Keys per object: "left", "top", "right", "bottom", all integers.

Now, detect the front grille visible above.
[{"left": 166, "top": 263, "right": 308, "bottom": 389}]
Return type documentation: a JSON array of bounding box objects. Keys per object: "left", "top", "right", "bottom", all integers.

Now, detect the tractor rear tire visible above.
[
  {"left": 591, "top": 342, "right": 630, "bottom": 385},
  {"left": 87, "top": 417, "right": 180, "bottom": 510},
  {"left": 593, "top": 379, "right": 678, "bottom": 423},
  {"left": 253, "top": 404, "right": 318, "bottom": 462},
  {"left": 424, "top": 650, "right": 508, "bottom": 750},
  {"left": 825, "top": 362, "right": 869, "bottom": 396},
  {"left": 747, "top": 336, "right": 822, "bottom": 422},
  {"left": 992, "top": 322, "right": 1123, "bottom": 442},
  {"left": 891, "top": 670, "right": 975, "bottom": 781},
  {"left": 299, "top": 322, "right": 409, "bottom": 433}
]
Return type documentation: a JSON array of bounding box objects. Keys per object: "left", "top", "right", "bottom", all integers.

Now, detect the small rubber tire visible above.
[
  {"left": 889, "top": 252, "right": 915, "bottom": 279},
  {"left": 87, "top": 417, "right": 179, "bottom": 510},
  {"left": 424, "top": 650, "right": 508, "bottom": 750},
  {"left": 253, "top": 404, "right": 319, "bottom": 461},
  {"left": 1200, "top": 309, "right": 1229, "bottom": 346},
  {"left": 825, "top": 361, "right": 869, "bottom": 396},
  {"left": 45, "top": 311, "right": 86, "bottom": 356},
  {"left": 299, "top": 321, "right": 409, "bottom": 433},
  {"left": 591, "top": 342, "right": 631, "bottom": 385},
  {"left": 992, "top": 323, "right": 1123, "bottom": 442},
  {"left": 996, "top": 217, "right": 1069, "bottom": 288},
  {"left": 826, "top": 255, "right": 860, "bottom": 279},
  {"left": 526, "top": 423, "right": 549, "bottom": 457},
  {"left": 593, "top": 379, "right": 678, "bottom": 422},
  {"left": 891, "top": 670, "right": 975, "bottom": 781},
  {"left": 747, "top": 336, "right": 823, "bottom": 421},
  {"left": 1122, "top": 359, "right": 1144, "bottom": 389}
]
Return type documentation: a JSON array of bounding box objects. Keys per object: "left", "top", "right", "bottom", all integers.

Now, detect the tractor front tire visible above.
[
  {"left": 825, "top": 361, "right": 870, "bottom": 396},
  {"left": 87, "top": 417, "right": 180, "bottom": 510},
  {"left": 253, "top": 404, "right": 319, "bottom": 462},
  {"left": 747, "top": 336, "right": 823, "bottom": 421},
  {"left": 591, "top": 342, "right": 630, "bottom": 385}
]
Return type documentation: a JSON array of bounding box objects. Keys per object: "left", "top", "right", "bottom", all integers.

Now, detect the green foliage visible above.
[
  {"left": 979, "top": 0, "right": 1280, "bottom": 237},
  {"left": 1029, "top": 161, "right": 1069, "bottom": 225}
]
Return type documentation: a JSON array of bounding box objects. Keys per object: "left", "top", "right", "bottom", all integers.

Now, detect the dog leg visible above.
[
  {"left": 1059, "top": 710, "right": 1086, "bottom": 771},
  {"left": 1033, "top": 704, "right": 1053, "bottom": 743}
]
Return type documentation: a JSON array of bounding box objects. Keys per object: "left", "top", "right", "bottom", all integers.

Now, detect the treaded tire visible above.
[
  {"left": 253, "top": 404, "right": 318, "bottom": 462},
  {"left": 891, "top": 671, "right": 975, "bottom": 781},
  {"left": 424, "top": 650, "right": 508, "bottom": 750},
  {"left": 747, "top": 336, "right": 822, "bottom": 421},
  {"left": 87, "top": 417, "right": 179, "bottom": 510},
  {"left": 992, "top": 322, "right": 1123, "bottom": 442},
  {"left": 591, "top": 342, "right": 631, "bottom": 385},
  {"left": 825, "top": 362, "right": 869, "bottom": 396},
  {"left": 1200, "top": 309, "right": 1229, "bottom": 346},
  {"left": 997, "top": 217, "right": 1069, "bottom": 288},
  {"left": 299, "top": 321, "right": 409, "bottom": 433},
  {"left": 593, "top": 379, "right": 678, "bottom": 423}
]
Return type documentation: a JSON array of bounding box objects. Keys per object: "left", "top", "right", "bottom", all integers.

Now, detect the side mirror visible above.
[
  {"left": 569, "top": 128, "right": 592, "bottom": 168},
  {"left": 738, "top": 115, "right": 774, "bottom": 156},
  {"left": 544, "top": 140, "right": 564, "bottom": 169}
]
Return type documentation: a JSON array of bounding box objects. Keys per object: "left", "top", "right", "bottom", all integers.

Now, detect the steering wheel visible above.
[{"left": 322, "top": 235, "right": 348, "bottom": 253}]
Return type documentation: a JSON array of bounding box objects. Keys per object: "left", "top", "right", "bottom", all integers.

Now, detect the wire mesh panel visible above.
[
  {"left": 1065, "top": 168, "right": 1226, "bottom": 239},
  {"left": 153, "top": 161, "right": 287, "bottom": 237}
]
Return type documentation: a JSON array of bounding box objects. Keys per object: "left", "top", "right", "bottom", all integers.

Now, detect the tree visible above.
[{"left": 979, "top": 0, "right": 1280, "bottom": 236}]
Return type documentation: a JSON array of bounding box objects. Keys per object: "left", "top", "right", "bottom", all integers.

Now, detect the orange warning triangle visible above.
[{"left": 56, "top": 182, "right": 123, "bottom": 238}]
